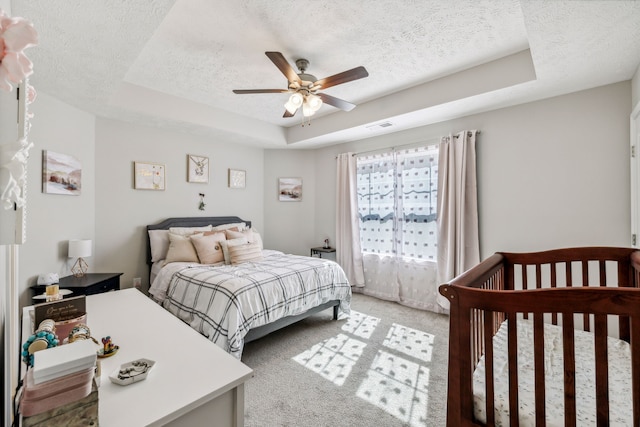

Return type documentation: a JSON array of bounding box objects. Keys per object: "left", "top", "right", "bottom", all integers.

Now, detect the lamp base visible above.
[{"left": 71, "top": 258, "right": 89, "bottom": 278}]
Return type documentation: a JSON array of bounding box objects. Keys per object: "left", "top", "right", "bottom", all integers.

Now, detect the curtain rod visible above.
[{"left": 339, "top": 130, "right": 480, "bottom": 158}]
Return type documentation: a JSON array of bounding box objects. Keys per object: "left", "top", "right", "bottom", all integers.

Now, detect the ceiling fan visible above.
[{"left": 233, "top": 52, "right": 369, "bottom": 122}]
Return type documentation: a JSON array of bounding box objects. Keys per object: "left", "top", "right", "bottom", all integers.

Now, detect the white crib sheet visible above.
[{"left": 473, "top": 318, "right": 633, "bottom": 426}]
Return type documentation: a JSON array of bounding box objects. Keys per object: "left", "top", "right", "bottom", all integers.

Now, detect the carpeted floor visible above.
[{"left": 241, "top": 292, "right": 450, "bottom": 427}]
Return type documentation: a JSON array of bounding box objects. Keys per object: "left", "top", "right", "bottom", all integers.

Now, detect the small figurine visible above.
[
  {"left": 99, "top": 336, "right": 119, "bottom": 358},
  {"left": 324, "top": 238, "right": 330, "bottom": 249}
]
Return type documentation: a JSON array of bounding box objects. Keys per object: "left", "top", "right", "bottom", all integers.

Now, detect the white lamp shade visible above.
[
  {"left": 68, "top": 239, "right": 92, "bottom": 258},
  {"left": 284, "top": 92, "right": 304, "bottom": 114}
]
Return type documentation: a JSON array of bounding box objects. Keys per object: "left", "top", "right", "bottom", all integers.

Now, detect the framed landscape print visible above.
[
  {"left": 278, "top": 177, "right": 302, "bottom": 201},
  {"left": 187, "top": 154, "right": 209, "bottom": 183},
  {"left": 228, "top": 169, "right": 246, "bottom": 189},
  {"left": 42, "top": 150, "right": 82, "bottom": 196},
  {"left": 134, "top": 161, "right": 165, "bottom": 190}
]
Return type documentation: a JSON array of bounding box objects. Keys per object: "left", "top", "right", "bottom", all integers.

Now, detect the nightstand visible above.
[
  {"left": 31, "top": 273, "right": 123, "bottom": 300},
  {"left": 310, "top": 247, "right": 336, "bottom": 258}
]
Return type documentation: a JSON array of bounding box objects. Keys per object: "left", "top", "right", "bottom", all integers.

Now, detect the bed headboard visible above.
[{"left": 146, "top": 216, "right": 251, "bottom": 266}]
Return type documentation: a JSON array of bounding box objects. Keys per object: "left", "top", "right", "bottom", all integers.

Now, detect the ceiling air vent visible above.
[{"left": 365, "top": 121, "right": 394, "bottom": 131}]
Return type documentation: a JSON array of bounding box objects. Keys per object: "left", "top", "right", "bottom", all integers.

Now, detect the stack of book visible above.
[{"left": 21, "top": 340, "right": 97, "bottom": 417}]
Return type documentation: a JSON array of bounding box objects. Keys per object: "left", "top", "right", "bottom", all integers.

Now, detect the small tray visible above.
[
  {"left": 33, "top": 289, "right": 73, "bottom": 299},
  {"left": 108, "top": 358, "right": 155, "bottom": 386}
]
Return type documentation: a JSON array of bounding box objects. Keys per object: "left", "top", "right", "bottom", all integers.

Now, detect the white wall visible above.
[
  {"left": 632, "top": 63, "right": 640, "bottom": 109},
  {"left": 263, "top": 149, "right": 316, "bottom": 255},
  {"left": 279, "top": 82, "right": 632, "bottom": 261},
  {"left": 18, "top": 92, "right": 96, "bottom": 307},
  {"left": 95, "top": 118, "right": 264, "bottom": 290}
]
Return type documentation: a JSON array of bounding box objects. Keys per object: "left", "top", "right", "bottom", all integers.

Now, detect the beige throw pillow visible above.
[
  {"left": 225, "top": 228, "right": 263, "bottom": 250},
  {"left": 165, "top": 233, "right": 200, "bottom": 263},
  {"left": 190, "top": 231, "right": 226, "bottom": 264},
  {"left": 219, "top": 237, "right": 248, "bottom": 265},
  {"left": 229, "top": 241, "right": 264, "bottom": 265}
]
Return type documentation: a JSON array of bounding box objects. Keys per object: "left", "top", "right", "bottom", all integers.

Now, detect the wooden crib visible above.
[{"left": 439, "top": 247, "right": 640, "bottom": 426}]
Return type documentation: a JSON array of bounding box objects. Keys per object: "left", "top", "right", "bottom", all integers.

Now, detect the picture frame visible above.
[
  {"left": 228, "top": 169, "right": 246, "bottom": 189},
  {"left": 42, "top": 150, "right": 82, "bottom": 196},
  {"left": 134, "top": 161, "right": 165, "bottom": 190},
  {"left": 187, "top": 154, "right": 209, "bottom": 183},
  {"left": 278, "top": 177, "right": 302, "bottom": 201}
]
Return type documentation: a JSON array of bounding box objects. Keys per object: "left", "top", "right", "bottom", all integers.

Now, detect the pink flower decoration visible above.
[{"left": 0, "top": 9, "right": 38, "bottom": 92}]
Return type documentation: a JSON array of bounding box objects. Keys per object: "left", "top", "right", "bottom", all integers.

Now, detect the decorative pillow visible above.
[
  {"left": 212, "top": 222, "right": 247, "bottom": 232},
  {"left": 165, "top": 233, "right": 200, "bottom": 264},
  {"left": 148, "top": 229, "right": 170, "bottom": 263},
  {"left": 190, "top": 232, "right": 226, "bottom": 264},
  {"left": 229, "top": 241, "right": 264, "bottom": 265},
  {"left": 169, "top": 225, "right": 213, "bottom": 236},
  {"left": 219, "top": 237, "right": 249, "bottom": 265},
  {"left": 224, "top": 229, "right": 250, "bottom": 242},
  {"left": 224, "top": 228, "right": 263, "bottom": 250}
]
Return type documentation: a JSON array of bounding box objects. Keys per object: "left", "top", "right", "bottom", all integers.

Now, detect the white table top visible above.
[{"left": 23, "top": 288, "right": 253, "bottom": 426}]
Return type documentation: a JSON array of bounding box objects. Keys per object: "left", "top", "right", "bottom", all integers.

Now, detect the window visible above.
[{"left": 356, "top": 145, "right": 439, "bottom": 261}]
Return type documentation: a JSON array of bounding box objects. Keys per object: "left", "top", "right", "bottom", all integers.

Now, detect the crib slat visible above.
[
  {"left": 507, "top": 313, "right": 519, "bottom": 427},
  {"left": 562, "top": 315, "right": 577, "bottom": 427},
  {"left": 593, "top": 314, "right": 609, "bottom": 425},
  {"left": 533, "top": 313, "right": 545, "bottom": 426},
  {"left": 582, "top": 261, "right": 590, "bottom": 332},
  {"left": 483, "top": 310, "right": 495, "bottom": 426},
  {"left": 551, "top": 263, "right": 558, "bottom": 324},
  {"left": 631, "top": 316, "right": 640, "bottom": 426}
]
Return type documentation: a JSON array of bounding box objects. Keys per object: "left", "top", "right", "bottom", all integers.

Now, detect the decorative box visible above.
[
  {"left": 21, "top": 367, "right": 95, "bottom": 418},
  {"left": 32, "top": 340, "right": 97, "bottom": 384},
  {"left": 21, "top": 377, "right": 98, "bottom": 426}
]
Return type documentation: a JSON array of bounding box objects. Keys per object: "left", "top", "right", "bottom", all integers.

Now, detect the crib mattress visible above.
[{"left": 473, "top": 318, "right": 633, "bottom": 426}]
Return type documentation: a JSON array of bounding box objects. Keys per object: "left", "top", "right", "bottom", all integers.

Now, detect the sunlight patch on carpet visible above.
[
  {"left": 356, "top": 350, "right": 429, "bottom": 427},
  {"left": 383, "top": 323, "right": 435, "bottom": 363},
  {"left": 341, "top": 310, "right": 380, "bottom": 339},
  {"left": 292, "top": 333, "right": 366, "bottom": 386}
]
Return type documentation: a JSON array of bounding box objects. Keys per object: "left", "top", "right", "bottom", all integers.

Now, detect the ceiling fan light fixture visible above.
[
  {"left": 302, "top": 101, "right": 314, "bottom": 117},
  {"left": 284, "top": 92, "right": 304, "bottom": 114},
  {"left": 307, "top": 93, "right": 323, "bottom": 112}
]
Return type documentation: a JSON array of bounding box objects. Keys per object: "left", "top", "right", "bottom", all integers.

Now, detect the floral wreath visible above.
[{"left": 0, "top": 8, "right": 38, "bottom": 210}]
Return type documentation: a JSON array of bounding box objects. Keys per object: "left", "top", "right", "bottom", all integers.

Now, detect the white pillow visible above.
[
  {"left": 219, "top": 237, "right": 248, "bottom": 265},
  {"left": 169, "top": 225, "right": 213, "bottom": 236},
  {"left": 165, "top": 233, "right": 200, "bottom": 264},
  {"left": 229, "top": 241, "right": 264, "bottom": 265},
  {"left": 212, "top": 222, "right": 247, "bottom": 232},
  {"left": 190, "top": 232, "right": 226, "bottom": 264},
  {"left": 149, "top": 229, "right": 170, "bottom": 263}
]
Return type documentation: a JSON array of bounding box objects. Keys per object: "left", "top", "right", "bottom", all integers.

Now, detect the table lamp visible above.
[{"left": 69, "top": 239, "right": 91, "bottom": 277}]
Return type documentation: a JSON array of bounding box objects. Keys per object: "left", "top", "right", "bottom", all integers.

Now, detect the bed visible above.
[
  {"left": 146, "top": 216, "right": 351, "bottom": 359},
  {"left": 439, "top": 247, "right": 640, "bottom": 426}
]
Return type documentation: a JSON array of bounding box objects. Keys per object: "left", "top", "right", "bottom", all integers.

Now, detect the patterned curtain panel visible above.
[{"left": 356, "top": 145, "right": 439, "bottom": 261}]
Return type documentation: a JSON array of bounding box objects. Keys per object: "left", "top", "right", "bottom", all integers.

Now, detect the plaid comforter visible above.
[{"left": 150, "top": 252, "right": 351, "bottom": 358}]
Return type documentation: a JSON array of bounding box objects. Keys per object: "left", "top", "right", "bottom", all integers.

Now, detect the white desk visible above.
[{"left": 23, "top": 288, "right": 253, "bottom": 426}]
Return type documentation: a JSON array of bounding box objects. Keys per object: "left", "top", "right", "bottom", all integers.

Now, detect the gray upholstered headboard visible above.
[{"left": 146, "top": 216, "right": 251, "bottom": 266}]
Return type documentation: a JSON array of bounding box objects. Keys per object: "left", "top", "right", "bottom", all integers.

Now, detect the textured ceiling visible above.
[{"left": 10, "top": 0, "right": 640, "bottom": 148}]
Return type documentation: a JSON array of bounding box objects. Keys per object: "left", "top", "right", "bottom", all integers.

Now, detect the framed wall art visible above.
[
  {"left": 187, "top": 154, "right": 209, "bottom": 183},
  {"left": 278, "top": 177, "right": 302, "bottom": 201},
  {"left": 42, "top": 150, "right": 82, "bottom": 196},
  {"left": 134, "top": 161, "right": 165, "bottom": 190},
  {"left": 228, "top": 169, "right": 246, "bottom": 189}
]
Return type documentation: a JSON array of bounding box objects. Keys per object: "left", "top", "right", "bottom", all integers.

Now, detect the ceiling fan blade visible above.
[
  {"left": 283, "top": 108, "right": 297, "bottom": 118},
  {"left": 313, "top": 66, "right": 369, "bottom": 90},
  {"left": 232, "top": 89, "right": 289, "bottom": 94},
  {"left": 317, "top": 93, "right": 356, "bottom": 111},
  {"left": 265, "top": 52, "right": 301, "bottom": 84}
]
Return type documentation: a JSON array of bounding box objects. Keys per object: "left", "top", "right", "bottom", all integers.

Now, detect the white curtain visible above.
[
  {"left": 356, "top": 146, "right": 443, "bottom": 312},
  {"left": 436, "top": 130, "right": 480, "bottom": 310},
  {"left": 335, "top": 153, "right": 365, "bottom": 287}
]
